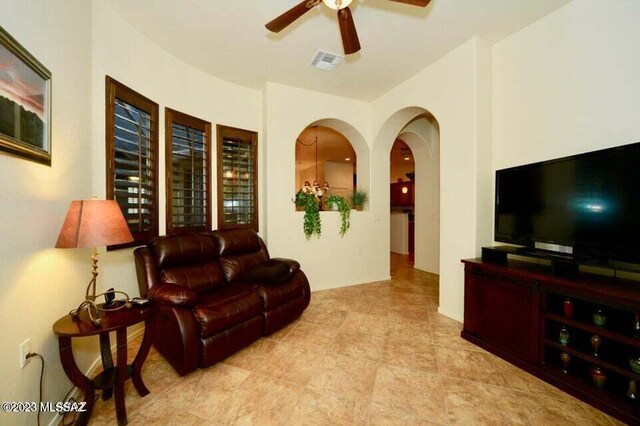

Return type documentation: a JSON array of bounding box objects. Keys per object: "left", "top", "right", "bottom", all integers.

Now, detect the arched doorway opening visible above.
[{"left": 373, "top": 107, "right": 441, "bottom": 280}]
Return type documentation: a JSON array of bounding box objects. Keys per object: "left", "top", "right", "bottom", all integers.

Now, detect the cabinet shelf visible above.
[
  {"left": 545, "top": 339, "right": 640, "bottom": 382},
  {"left": 545, "top": 313, "right": 640, "bottom": 349},
  {"left": 462, "top": 257, "right": 640, "bottom": 425}
]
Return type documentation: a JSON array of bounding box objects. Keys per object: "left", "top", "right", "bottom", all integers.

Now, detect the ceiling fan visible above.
[{"left": 265, "top": 0, "right": 432, "bottom": 55}]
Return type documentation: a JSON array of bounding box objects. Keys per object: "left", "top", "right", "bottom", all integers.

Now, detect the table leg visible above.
[
  {"left": 58, "top": 337, "right": 95, "bottom": 426},
  {"left": 114, "top": 329, "right": 128, "bottom": 426},
  {"left": 132, "top": 319, "right": 153, "bottom": 396},
  {"left": 99, "top": 333, "right": 114, "bottom": 400}
]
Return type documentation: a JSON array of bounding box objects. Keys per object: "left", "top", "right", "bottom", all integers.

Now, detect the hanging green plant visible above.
[
  {"left": 326, "top": 195, "right": 351, "bottom": 237},
  {"left": 294, "top": 190, "right": 321, "bottom": 239}
]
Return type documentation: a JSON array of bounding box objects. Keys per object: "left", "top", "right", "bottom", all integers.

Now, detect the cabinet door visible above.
[{"left": 464, "top": 268, "right": 539, "bottom": 362}]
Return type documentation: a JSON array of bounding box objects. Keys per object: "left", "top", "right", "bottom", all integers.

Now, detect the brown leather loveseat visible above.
[{"left": 134, "top": 229, "right": 310, "bottom": 375}]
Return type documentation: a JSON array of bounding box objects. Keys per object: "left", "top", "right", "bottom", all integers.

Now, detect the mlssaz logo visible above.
[{"left": 41, "top": 401, "right": 87, "bottom": 413}]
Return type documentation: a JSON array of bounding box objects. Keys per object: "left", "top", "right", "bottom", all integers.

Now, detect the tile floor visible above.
[{"left": 86, "top": 254, "right": 619, "bottom": 425}]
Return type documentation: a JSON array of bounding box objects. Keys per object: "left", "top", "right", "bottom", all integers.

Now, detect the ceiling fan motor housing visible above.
[{"left": 322, "top": 0, "right": 354, "bottom": 10}]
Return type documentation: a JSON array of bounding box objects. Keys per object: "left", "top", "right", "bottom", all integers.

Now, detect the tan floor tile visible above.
[
  {"left": 371, "top": 364, "right": 448, "bottom": 424},
  {"left": 327, "top": 330, "right": 385, "bottom": 361},
  {"left": 444, "top": 378, "right": 529, "bottom": 425},
  {"left": 300, "top": 306, "right": 349, "bottom": 327},
  {"left": 253, "top": 341, "right": 327, "bottom": 385},
  {"left": 432, "top": 325, "right": 487, "bottom": 352},
  {"left": 311, "top": 289, "right": 330, "bottom": 301},
  {"left": 286, "top": 389, "right": 369, "bottom": 425},
  {"left": 351, "top": 300, "right": 394, "bottom": 315},
  {"left": 490, "top": 355, "right": 562, "bottom": 394},
  {"left": 265, "top": 319, "right": 300, "bottom": 342},
  {"left": 86, "top": 254, "right": 615, "bottom": 426},
  {"left": 282, "top": 321, "right": 338, "bottom": 351},
  {"left": 368, "top": 407, "right": 447, "bottom": 426},
  {"left": 142, "top": 363, "right": 251, "bottom": 420},
  {"left": 222, "top": 338, "right": 279, "bottom": 372},
  {"left": 436, "top": 346, "right": 508, "bottom": 387},
  {"left": 382, "top": 336, "right": 438, "bottom": 372},
  {"left": 523, "top": 388, "right": 614, "bottom": 425},
  {"left": 128, "top": 409, "right": 205, "bottom": 426},
  {"left": 385, "top": 317, "right": 434, "bottom": 343},
  {"left": 340, "top": 311, "right": 389, "bottom": 335},
  {"left": 208, "top": 373, "right": 304, "bottom": 425},
  {"left": 307, "top": 353, "right": 378, "bottom": 402},
  {"left": 386, "top": 305, "right": 431, "bottom": 322}
]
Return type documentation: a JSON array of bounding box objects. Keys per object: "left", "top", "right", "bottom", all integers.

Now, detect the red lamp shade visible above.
[{"left": 55, "top": 200, "right": 134, "bottom": 248}]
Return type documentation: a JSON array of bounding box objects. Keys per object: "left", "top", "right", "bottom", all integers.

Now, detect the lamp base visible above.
[{"left": 70, "top": 290, "right": 132, "bottom": 327}]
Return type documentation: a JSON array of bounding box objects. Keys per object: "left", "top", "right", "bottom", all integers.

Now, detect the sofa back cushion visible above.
[
  {"left": 148, "top": 233, "right": 227, "bottom": 294},
  {"left": 213, "top": 229, "right": 270, "bottom": 282},
  {"left": 161, "top": 262, "right": 227, "bottom": 294}
]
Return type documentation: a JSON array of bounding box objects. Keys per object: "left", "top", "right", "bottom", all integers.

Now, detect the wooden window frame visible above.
[
  {"left": 105, "top": 76, "right": 159, "bottom": 249},
  {"left": 216, "top": 125, "right": 259, "bottom": 232},
  {"left": 165, "top": 108, "right": 212, "bottom": 235}
]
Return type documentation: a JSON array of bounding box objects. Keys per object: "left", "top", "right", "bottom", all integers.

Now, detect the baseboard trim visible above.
[
  {"left": 437, "top": 306, "right": 463, "bottom": 323},
  {"left": 47, "top": 325, "right": 145, "bottom": 426},
  {"left": 311, "top": 276, "right": 392, "bottom": 292}
]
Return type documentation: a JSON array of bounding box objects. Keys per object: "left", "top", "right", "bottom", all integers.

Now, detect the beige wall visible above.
[
  {"left": 371, "top": 38, "right": 493, "bottom": 321},
  {"left": 90, "top": 1, "right": 263, "bottom": 306},
  {"left": 324, "top": 161, "right": 354, "bottom": 198},
  {"left": 0, "top": 1, "right": 94, "bottom": 425},
  {"left": 3, "top": 0, "right": 640, "bottom": 417},
  {"left": 264, "top": 82, "right": 381, "bottom": 290},
  {"left": 493, "top": 0, "right": 640, "bottom": 170}
]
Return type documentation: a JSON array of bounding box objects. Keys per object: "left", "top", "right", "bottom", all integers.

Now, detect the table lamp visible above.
[{"left": 56, "top": 199, "right": 134, "bottom": 326}]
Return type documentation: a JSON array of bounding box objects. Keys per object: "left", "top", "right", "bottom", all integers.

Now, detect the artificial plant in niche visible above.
[
  {"left": 294, "top": 190, "right": 321, "bottom": 239},
  {"left": 326, "top": 195, "right": 351, "bottom": 237},
  {"left": 351, "top": 190, "right": 368, "bottom": 211}
]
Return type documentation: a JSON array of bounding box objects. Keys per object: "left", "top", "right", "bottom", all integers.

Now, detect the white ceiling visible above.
[{"left": 107, "top": 0, "right": 571, "bottom": 101}]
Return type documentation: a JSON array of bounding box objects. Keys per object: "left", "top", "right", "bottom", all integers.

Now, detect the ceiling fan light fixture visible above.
[{"left": 322, "top": 0, "right": 353, "bottom": 10}]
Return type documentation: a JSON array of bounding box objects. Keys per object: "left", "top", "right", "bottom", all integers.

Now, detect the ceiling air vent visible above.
[{"left": 310, "top": 50, "right": 344, "bottom": 71}]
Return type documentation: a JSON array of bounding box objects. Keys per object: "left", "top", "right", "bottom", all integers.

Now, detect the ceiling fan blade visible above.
[
  {"left": 386, "top": 0, "right": 432, "bottom": 7},
  {"left": 338, "top": 7, "right": 361, "bottom": 55},
  {"left": 265, "top": 0, "right": 318, "bottom": 33}
]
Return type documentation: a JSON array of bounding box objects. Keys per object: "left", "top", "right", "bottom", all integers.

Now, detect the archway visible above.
[
  {"left": 301, "top": 118, "right": 371, "bottom": 205},
  {"left": 373, "top": 107, "right": 441, "bottom": 279},
  {"left": 295, "top": 126, "right": 357, "bottom": 203}
]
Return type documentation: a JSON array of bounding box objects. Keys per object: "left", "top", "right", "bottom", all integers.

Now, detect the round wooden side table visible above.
[{"left": 52, "top": 303, "right": 155, "bottom": 426}]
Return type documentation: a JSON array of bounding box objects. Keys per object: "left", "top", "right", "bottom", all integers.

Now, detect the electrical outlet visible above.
[{"left": 19, "top": 339, "right": 31, "bottom": 369}]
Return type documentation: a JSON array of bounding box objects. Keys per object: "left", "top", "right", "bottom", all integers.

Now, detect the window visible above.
[
  {"left": 165, "top": 108, "right": 211, "bottom": 234},
  {"left": 106, "top": 76, "right": 159, "bottom": 248},
  {"left": 217, "top": 125, "right": 258, "bottom": 231}
]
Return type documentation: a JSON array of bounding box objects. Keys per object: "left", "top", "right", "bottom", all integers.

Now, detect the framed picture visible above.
[{"left": 0, "top": 26, "right": 51, "bottom": 166}]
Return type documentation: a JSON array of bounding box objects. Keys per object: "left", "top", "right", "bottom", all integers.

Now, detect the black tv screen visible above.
[{"left": 495, "top": 141, "right": 640, "bottom": 262}]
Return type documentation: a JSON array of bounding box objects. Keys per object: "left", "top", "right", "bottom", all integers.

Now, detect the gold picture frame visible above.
[{"left": 0, "top": 25, "right": 52, "bottom": 166}]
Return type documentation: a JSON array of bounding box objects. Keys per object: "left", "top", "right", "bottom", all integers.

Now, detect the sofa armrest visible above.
[
  {"left": 134, "top": 247, "right": 160, "bottom": 298},
  {"left": 270, "top": 258, "right": 300, "bottom": 275},
  {"left": 148, "top": 283, "right": 198, "bottom": 308}
]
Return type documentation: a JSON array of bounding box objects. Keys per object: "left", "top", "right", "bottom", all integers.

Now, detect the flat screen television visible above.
[{"left": 495, "top": 141, "right": 640, "bottom": 263}]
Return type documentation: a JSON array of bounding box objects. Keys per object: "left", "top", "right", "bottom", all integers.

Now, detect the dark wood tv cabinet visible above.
[{"left": 462, "top": 258, "right": 640, "bottom": 425}]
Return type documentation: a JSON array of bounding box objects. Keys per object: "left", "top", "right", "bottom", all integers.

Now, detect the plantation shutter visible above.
[
  {"left": 166, "top": 108, "right": 211, "bottom": 234},
  {"left": 217, "top": 125, "right": 258, "bottom": 231},
  {"left": 106, "top": 77, "right": 159, "bottom": 248}
]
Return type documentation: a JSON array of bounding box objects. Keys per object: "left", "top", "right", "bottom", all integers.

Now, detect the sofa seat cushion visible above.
[
  {"left": 193, "top": 286, "right": 262, "bottom": 337},
  {"left": 252, "top": 274, "right": 307, "bottom": 310}
]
